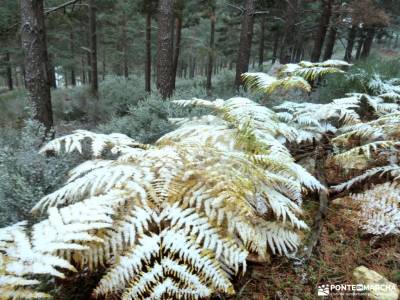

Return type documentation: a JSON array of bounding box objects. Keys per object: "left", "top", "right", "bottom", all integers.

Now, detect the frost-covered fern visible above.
[
  {"left": 0, "top": 200, "right": 113, "bottom": 299},
  {"left": 0, "top": 97, "right": 323, "bottom": 299},
  {"left": 242, "top": 59, "right": 351, "bottom": 94},
  {"left": 347, "top": 182, "right": 400, "bottom": 236},
  {"left": 332, "top": 112, "right": 400, "bottom": 191}
]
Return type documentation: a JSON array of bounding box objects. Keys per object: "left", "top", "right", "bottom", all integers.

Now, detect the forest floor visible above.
[{"left": 231, "top": 199, "right": 400, "bottom": 299}]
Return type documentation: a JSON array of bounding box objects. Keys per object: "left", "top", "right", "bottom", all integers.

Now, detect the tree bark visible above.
[
  {"left": 271, "top": 30, "right": 280, "bottom": 63},
  {"left": 258, "top": 16, "right": 266, "bottom": 68},
  {"left": 88, "top": 0, "right": 98, "bottom": 97},
  {"left": 235, "top": 0, "right": 255, "bottom": 89},
  {"left": 20, "top": 0, "right": 53, "bottom": 132},
  {"left": 145, "top": 11, "right": 152, "bottom": 93},
  {"left": 4, "top": 51, "right": 13, "bottom": 91},
  {"left": 70, "top": 31, "right": 76, "bottom": 86},
  {"left": 322, "top": 11, "right": 339, "bottom": 61},
  {"left": 360, "top": 27, "right": 376, "bottom": 59},
  {"left": 48, "top": 53, "right": 57, "bottom": 89},
  {"left": 355, "top": 35, "right": 364, "bottom": 60},
  {"left": 172, "top": 15, "right": 182, "bottom": 90},
  {"left": 206, "top": 11, "right": 216, "bottom": 93},
  {"left": 310, "top": 0, "right": 332, "bottom": 62},
  {"left": 344, "top": 25, "right": 357, "bottom": 62},
  {"left": 279, "top": 0, "right": 298, "bottom": 64},
  {"left": 122, "top": 12, "right": 129, "bottom": 78},
  {"left": 156, "top": 0, "right": 174, "bottom": 99}
]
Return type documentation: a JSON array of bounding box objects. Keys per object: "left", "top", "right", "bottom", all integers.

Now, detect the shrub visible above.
[{"left": 0, "top": 120, "right": 80, "bottom": 226}]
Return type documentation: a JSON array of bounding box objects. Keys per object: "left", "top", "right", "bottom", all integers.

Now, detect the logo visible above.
[{"left": 317, "top": 285, "right": 330, "bottom": 296}]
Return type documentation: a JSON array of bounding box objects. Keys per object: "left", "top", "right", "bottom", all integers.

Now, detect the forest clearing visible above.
[{"left": 0, "top": 0, "right": 399, "bottom": 299}]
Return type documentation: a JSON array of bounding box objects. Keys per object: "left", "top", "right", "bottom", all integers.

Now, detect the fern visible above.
[
  {"left": 0, "top": 199, "right": 113, "bottom": 299},
  {"left": 0, "top": 96, "right": 325, "bottom": 299},
  {"left": 348, "top": 182, "right": 400, "bottom": 235},
  {"left": 242, "top": 59, "right": 350, "bottom": 95}
]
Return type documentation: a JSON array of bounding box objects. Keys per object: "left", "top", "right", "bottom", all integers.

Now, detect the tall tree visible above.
[
  {"left": 206, "top": 7, "right": 216, "bottom": 92},
  {"left": 323, "top": 9, "right": 340, "bottom": 60},
  {"left": 157, "top": 0, "right": 174, "bottom": 99},
  {"left": 360, "top": 27, "right": 376, "bottom": 58},
  {"left": 258, "top": 16, "right": 266, "bottom": 68},
  {"left": 145, "top": 10, "right": 152, "bottom": 92},
  {"left": 344, "top": 25, "right": 357, "bottom": 62},
  {"left": 172, "top": 1, "right": 184, "bottom": 90},
  {"left": 20, "top": 0, "right": 53, "bottom": 132},
  {"left": 4, "top": 51, "right": 13, "bottom": 90},
  {"left": 89, "top": 0, "right": 98, "bottom": 97},
  {"left": 310, "top": 0, "right": 333, "bottom": 62},
  {"left": 235, "top": 0, "right": 255, "bottom": 88}
]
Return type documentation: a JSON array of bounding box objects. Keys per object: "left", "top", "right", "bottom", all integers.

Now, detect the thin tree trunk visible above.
[
  {"left": 258, "top": 16, "right": 266, "bottom": 68},
  {"left": 272, "top": 30, "right": 280, "bottom": 63},
  {"left": 355, "top": 36, "right": 364, "bottom": 60},
  {"left": 172, "top": 15, "right": 182, "bottom": 90},
  {"left": 20, "top": 0, "right": 53, "bottom": 132},
  {"left": 206, "top": 11, "right": 216, "bottom": 92},
  {"left": 4, "top": 51, "right": 13, "bottom": 91},
  {"left": 360, "top": 27, "right": 376, "bottom": 58},
  {"left": 81, "top": 56, "right": 86, "bottom": 84},
  {"left": 48, "top": 53, "right": 57, "bottom": 89},
  {"left": 122, "top": 12, "right": 129, "bottom": 78},
  {"left": 323, "top": 11, "right": 339, "bottom": 61},
  {"left": 156, "top": 0, "right": 174, "bottom": 99},
  {"left": 235, "top": 0, "right": 255, "bottom": 89},
  {"left": 88, "top": 0, "right": 98, "bottom": 97},
  {"left": 310, "top": 0, "right": 332, "bottom": 62},
  {"left": 145, "top": 11, "right": 152, "bottom": 93},
  {"left": 279, "top": 0, "right": 298, "bottom": 64},
  {"left": 344, "top": 25, "right": 357, "bottom": 62},
  {"left": 102, "top": 50, "right": 106, "bottom": 81},
  {"left": 70, "top": 31, "right": 76, "bottom": 86}
]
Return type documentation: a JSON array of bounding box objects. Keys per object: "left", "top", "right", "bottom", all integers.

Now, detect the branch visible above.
[{"left": 0, "top": 0, "right": 82, "bottom": 36}]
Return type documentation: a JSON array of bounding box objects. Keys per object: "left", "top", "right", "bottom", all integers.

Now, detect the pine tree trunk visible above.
[
  {"left": 206, "top": 11, "right": 216, "bottom": 92},
  {"left": 88, "top": 0, "right": 98, "bottom": 97},
  {"left": 4, "top": 51, "right": 13, "bottom": 91},
  {"left": 122, "top": 12, "right": 129, "bottom": 78},
  {"left": 81, "top": 56, "right": 86, "bottom": 84},
  {"left": 355, "top": 36, "right": 364, "bottom": 60},
  {"left": 272, "top": 30, "right": 280, "bottom": 63},
  {"left": 360, "top": 27, "right": 376, "bottom": 59},
  {"left": 145, "top": 11, "right": 152, "bottom": 93},
  {"left": 258, "top": 16, "right": 266, "bottom": 68},
  {"left": 279, "top": 0, "right": 298, "bottom": 64},
  {"left": 323, "top": 11, "right": 339, "bottom": 61},
  {"left": 310, "top": 0, "right": 332, "bottom": 62},
  {"left": 172, "top": 15, "right": 182, "bottom": 90},
  {"left": 344, "top": 25, "right": 357, "bottom": 62},
  {"left": 48, "top": 53, "right": 57, "bottom": 89},
  {"left": 20, "top": 0, "right": 53, "bottom": 132},
  {"left": 156, "top": 0, "right": 174, "bottom": 99},
  {"left": 70, "top": 31, "right": 76, "bottom": 86},
  {"left": 235, "top": 0, "right": 255, "bottom": 89}
]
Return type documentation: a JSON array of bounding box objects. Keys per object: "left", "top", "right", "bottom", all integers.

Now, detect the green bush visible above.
[
  {"left": 318, "top": 55, "right": 400, "bottom": 102},
  {"left": 0, "top": 120, "right": 80, "bottom": 226}
]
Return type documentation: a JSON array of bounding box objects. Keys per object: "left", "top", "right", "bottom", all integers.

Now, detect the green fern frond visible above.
[{"left": 242, "top": 72, "right": 311, "bottom": 94}]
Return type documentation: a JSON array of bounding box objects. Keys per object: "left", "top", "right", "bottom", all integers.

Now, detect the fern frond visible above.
[
  {"left": 349, "top": 182, "right": 400, "bottom": 235},
  {"left": 242, "top": 73, "right": 311, "bottom": 94},
  {"left": 0, "top": 198, "right": 113, "bottom": 299},
  {"left": 331, "top": 165, "right": 400, "bottom": 192},
  {"left": 40, "top": 129, "right": 147, "bottom": 157}
]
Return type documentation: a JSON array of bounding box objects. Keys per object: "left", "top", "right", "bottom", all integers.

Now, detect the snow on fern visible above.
[
  {"left": 0, "top": 96, "right": 325, "bottom": 299},
  {"left": 242, "top": 59, "right": 351, "bottom": 95},
  {"left": 350, "top": 182, "right": 400, "bottom": 235}
]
